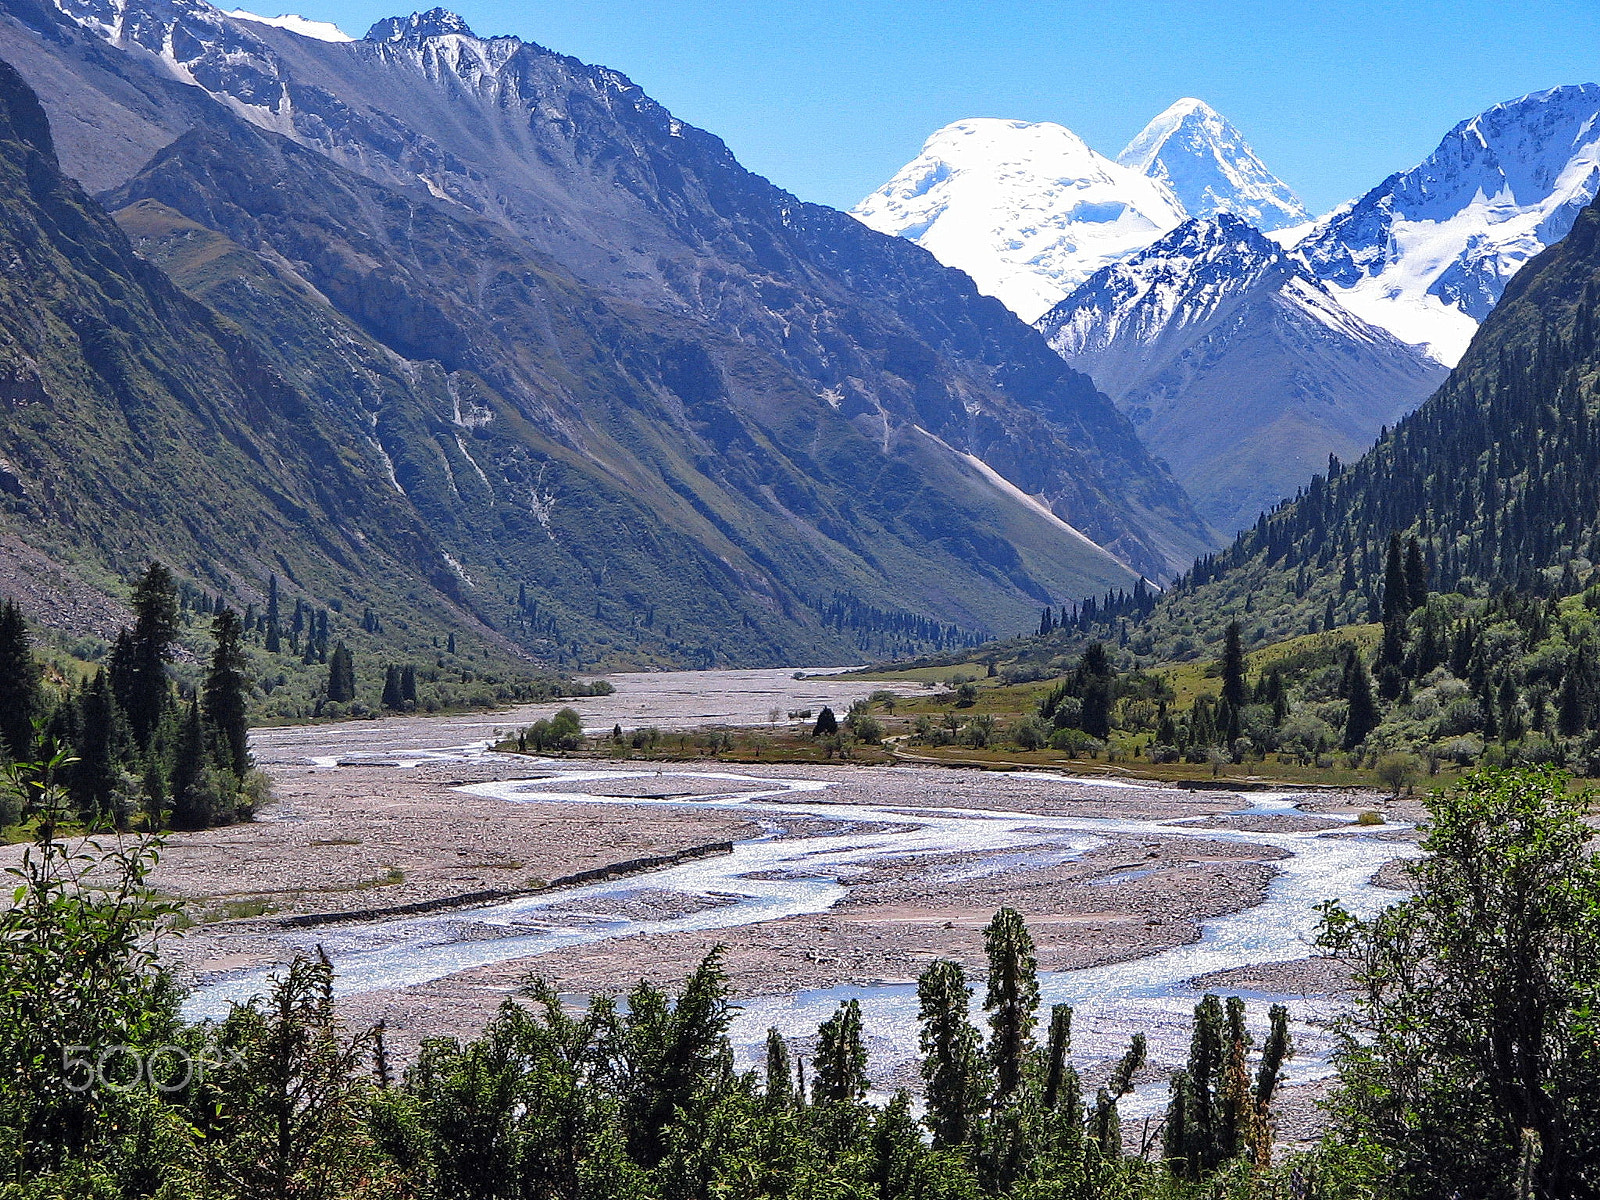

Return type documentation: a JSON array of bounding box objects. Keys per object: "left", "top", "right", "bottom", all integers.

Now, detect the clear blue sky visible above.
[{"left": 277, "top": 0, "right": 1600, "bottom": 216}]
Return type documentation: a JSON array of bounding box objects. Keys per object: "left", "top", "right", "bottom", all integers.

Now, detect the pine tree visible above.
[
  {"left": 381, "top": 666, "right": 403, "bottom": 710},
  {"left": 813, "top": 707, "right": 838, "bottom": 737},
  {"left": 917, "top": 959, "right": 986, "bottom": 1146},
  {"left": 400, "top": 665, "right": 417, "bottom": 705},
  {"left": 1343, "top": 651, "right": 1379, "bottom": 750},
  {"left": 763, "top": 1027, "right": 794, "bottom": 1108},
  {"left": 1220, "top": 621, "right": 1247, "bottom": 711},
  {"left": 203, "top": 609, "right": 250, "bottom": 778},
  {"left": 169, "top": 698, "right": 213, "bottom": 830},
  {"left": 984, "top": 907, "right": 1040, "bottom": 1099},
  {"left": 109, "top": 562, "right": 179, "bottom": 749},
  {"left": 70, "top": 670, "right": 123, "bottom": 824},
  {"left": 265, "top": 575, "right": 281, "bottom": 653},
  {"left": 0, "top": 598, "right": 39, "bottom": 762},
  {"left": 812, "top": 999, "right": 868, "bottom": 1104},
  {"left": 326, "top": 642, "right": 356, "bottom": 703},
  {"left": 1404, "top": 537, "right": 1429, "bottom": 611}
]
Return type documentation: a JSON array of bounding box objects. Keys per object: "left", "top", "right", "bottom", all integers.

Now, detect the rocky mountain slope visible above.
[
  {"left": 1142, "top": 183, "right": 1600, "bottom": 659},
  {"left": 0, "top": 0, "right": 1218, "bottom": 663},
  {"left": 1117, "top": 98, "right": 1307, "bottom": 233},
  {"left": 1038, "top": 215, "right": 1445, "bottom": 535},
  {"left": 0, "top": 52, "right": 525, "bottom": 672},
  {"left": 1297, "top": 83, "right": 1600, "bottom": 366}
]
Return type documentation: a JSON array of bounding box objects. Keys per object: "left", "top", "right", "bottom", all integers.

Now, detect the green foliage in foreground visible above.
[{"left": 2, "top": 765, "right": 1597, "bottom": 1198}]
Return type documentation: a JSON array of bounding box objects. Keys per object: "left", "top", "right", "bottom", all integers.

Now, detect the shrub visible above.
[
  {"left": 1048, "top": 728, "right": 1103, "bottom": 756},
  {"left": 1011, "top": 715, "right": 1050, "bottom": 751},
  {"left": 1375, "top": 751, "right": 1424, "bottom": 795}
]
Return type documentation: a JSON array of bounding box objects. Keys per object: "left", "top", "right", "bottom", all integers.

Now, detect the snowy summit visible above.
[
  {"left": 852, "top": 118, "right": 1186, "bottom": 321},
  {"left": 1118, "top": 98, "right": 1308, "bottom": 232},
  {"left": 225, "top": 8, "right": 352, "bottom": 40}
]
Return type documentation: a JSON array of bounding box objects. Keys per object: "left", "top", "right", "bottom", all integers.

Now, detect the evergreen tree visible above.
[
  {"left": 0, "top": 599, "right": 39, "bottom": 762},
  {"left": 983, "top": 907, "right": 1039, "bottom": 1098},
  {"left": 812, "top": 999, "right": 868, "bottom": 1104},
  {"left": 916, "top": 959, "right": 986, "bottom": 1146},
  {"left": 203, "top": 609, "right": 250, "bottom": 778},
  {"left": 326, "top": 642, "right": 356, "bottom": 703},
  {"left": 381, "top": 666, "right": 403, "bottom": 710},
  {"left": 1220, "top": 621, "right": 1247, "bottom": 711},
  {"left": 108, "top": 563, "right": 179, "bottom": 750},
  {"left": 813, "top": 707, "right": 838, "bottom": 737},
  {"left": 1404, "top": 537, "right": 1429, "bottom": 611},
  {"left": 69, "top": 671, "right": 123, "bottom": 825},
  {"left": 264, "top": 575, "right": 281, "bottom": 653},
  {"left": 400, "top": 665, "right": 417, "bottom": 705},
  {"left": 169, "top": 698, "right": 213, "bottom": 831},
  {"left": 1343, "top": 651, "right": 1379, "bottom": 750},
  {"left": 763, "top": 1027, "right": 794, "bottom": 1108}
]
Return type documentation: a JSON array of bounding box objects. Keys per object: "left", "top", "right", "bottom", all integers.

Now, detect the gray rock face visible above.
[{"left": 1039, "top": 216, "right": 1446, "bottom": 536}]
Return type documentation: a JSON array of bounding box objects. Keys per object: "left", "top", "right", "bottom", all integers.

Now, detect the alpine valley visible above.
[{"left": 0, "top": 0, "right": 1219, "bottom": 681}]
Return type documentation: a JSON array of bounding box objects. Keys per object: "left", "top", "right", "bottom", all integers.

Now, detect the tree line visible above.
[{"left": 0, "top": 564, "right": 259, "bottom": 831}]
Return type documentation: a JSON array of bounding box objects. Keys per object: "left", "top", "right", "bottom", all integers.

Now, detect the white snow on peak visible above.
[
  {"left": 852, "top": 118, "right": 1187, "bottom": 321},
  {"left": 1118, "top": 98, "right": 1308, "bottom": 232},
  {"left": 1298, "top": 83, "right": 1600, "bottom": 366},
  {"left": 226, "top": 8, "right": 352, "bottom": 40}
]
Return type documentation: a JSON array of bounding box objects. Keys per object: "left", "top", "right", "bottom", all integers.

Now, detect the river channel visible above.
[{"left": 191, "top": 670, "right": 1415, "bottom": 1117}]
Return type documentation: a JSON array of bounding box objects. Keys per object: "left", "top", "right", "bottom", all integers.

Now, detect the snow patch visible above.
[{"left": 227, "top": 8, "right": 352, "bottom": 41}]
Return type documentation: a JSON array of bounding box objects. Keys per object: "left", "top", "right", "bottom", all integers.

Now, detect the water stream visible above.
[{"left": 187, "top": 748, "right": 1416, "bottom": 1109}]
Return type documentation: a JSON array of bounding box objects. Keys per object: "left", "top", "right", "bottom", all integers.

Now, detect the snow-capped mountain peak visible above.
[
  {"left": 852, "top": 117, "right": 1187, "bottom": 321},
  {"left": 1298, "top": 83, "right": 1600, "bottom": 365},
  {"left": 1118, "top": 97, "right": 1308, "bottom": 232},
  {"left": 226, "top": 8, "right": 351, "bottom": 40}
]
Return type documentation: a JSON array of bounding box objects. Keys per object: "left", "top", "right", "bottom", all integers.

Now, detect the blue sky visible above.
[{"left": 282, "top": 0, "right": 1600, "bottom": 216}]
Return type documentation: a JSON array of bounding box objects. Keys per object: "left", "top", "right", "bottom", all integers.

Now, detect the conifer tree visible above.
[
  {"left": 109, "top": 563, "right": 179, "bottom": 749},
  {"left": 983, "top": 907, "right": 1040, "bottom": 1098},
  {"left": 1404, "top": 537, "right": 1429, "bottom": 611},
  {"left": 0, "top": 598, "right": 39, "bottom": 762},
  {"left": 1220, "top": 621, "right": 1247, "bottom": 712},
  {"left": 326, "top": 642, "right": 356, "bottom": 703},
  {"left": 1343, "top": 651, "right": 1379, "bottom": 750},
  {"left": 400, "top": 665, "right": 417, "bottom": 706},
  {"left": 203, "top": 609, "right": 250, "bottom": 778},
  {"left": 264, "top": 575, "right": 281, "bottom": 653},
  {"left": 169, "top": 698, "right": 213, "bottom": 830},
  {"left": 381, "top": 666, "right": 403, "bottom": 710},
  {"left": 70, "top": 671, "right": 123, "bottom": 824},
  {"left": 813, "top": 999, "right": 869, "bottom": 1104},
  {"left": 916, "top": 959, "right": 986, "bottom": 1146},
  {"left": 813, "top": 707, "right": 838, "bottom": 737},
  {"left": 764, "top": 1028, "right": 794, "bottom": 1108}
]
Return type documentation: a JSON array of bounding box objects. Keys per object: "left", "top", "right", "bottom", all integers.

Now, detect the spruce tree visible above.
[
  {"left": 1382, "top": 533, "right": 1408, "bottom": 624},
  {"left": 1404, "top": 537, "right": 1429, "bottom": 611},
  {"left": 400, "top": 665, "right": 417, "bottom": 705},
  {"left": 326, "top": 642, "right": 356, "bottom": 703},
  {"left": 812, "top": 999, "right": 869, "bottom": 1104},
  {"left": 813, "top": 707, "right": 838, "bottom": 737},
  {"left": 109, "top": 563, "right": 179, "bottom": 750},
  {"left": 265, "top": 575, "right": 281, "bottom": 653},
  {"left": 169, "top": 698, "right": 212, "bottom": 831},
  {"left": 1343, "top": 651, "right": 1379, "bottom": 750},
  {"left": 764, "top": 1028, "right": 794, "bottom": 1108},
  {"left": 0, "top": 598, "right": 39, "bottom": 762},
  {"left": 983, "top": 907, "right": 1040, "bottom": 1098},
  {"left": 1220, "top": 621, "right": 1247, "bottom": 711},
  {"left": 916, "top": 959, "right": 986, "bottom": 1146},
  {"left": 381, "top": 666, "right": 403, "bottom": 710},
  {"left": 70, "top": 670, "right": 123, "bottom": 824},
  {"left": 203, "top": 609, "right": 251, "bottom": 777}
]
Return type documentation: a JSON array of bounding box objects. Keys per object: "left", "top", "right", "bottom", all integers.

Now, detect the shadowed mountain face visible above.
[
  {"left": 0, "top": 53, "right": 520, "bottom": 661},
  {"left": 1039, "top": 216, "right": 1446, "bottom": 537},
  {"left": 0, "top": 0, "right": 1218, "bottom": 664}
]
